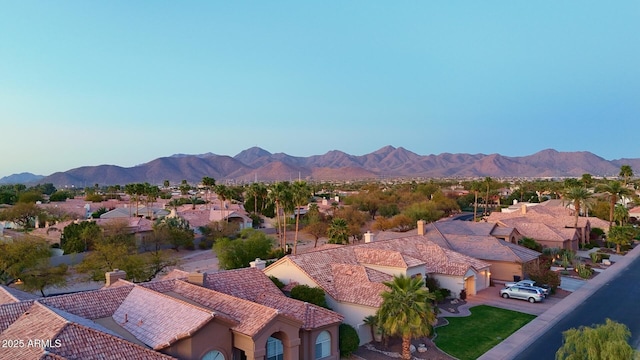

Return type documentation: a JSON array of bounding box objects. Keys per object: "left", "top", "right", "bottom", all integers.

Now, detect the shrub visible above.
[
  {"left": 339, "top": 323, "right": 360, "bottom": 357},
  {"left": 589, "top": 252, "right": 601, "bottom": 263},
  {"left": 599, "top": 253, "right": 610, "bottom": 260},
  {"left": 519, "top": 237, "right": 543, "bottom": 252},
  {"left": 290, "top": 284, "right": 329, "bottom": 309},
  {"left": 576, "top": 263, "right": 593, "bottom": 279},
  {"left": 269, "top": 275, "right": 285, "bottom": 289}
]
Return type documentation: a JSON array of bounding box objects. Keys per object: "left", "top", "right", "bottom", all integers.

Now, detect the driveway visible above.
[{"left": 465, "top": 285, "right": 563, "bottom": 316}]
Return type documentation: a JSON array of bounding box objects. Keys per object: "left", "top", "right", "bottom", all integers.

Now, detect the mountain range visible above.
[{"left": 2, "top": 147, "right": 639, "bottom": 187}]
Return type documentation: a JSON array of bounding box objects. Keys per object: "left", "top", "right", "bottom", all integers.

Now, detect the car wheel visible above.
[
  {"left": 502, "top": 293, "right": 509, "bottom": 299},
  {"left": 528, "top": 297, "right": 536, "bottom": 303}
]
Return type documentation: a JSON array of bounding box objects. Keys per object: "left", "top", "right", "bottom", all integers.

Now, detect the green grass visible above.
[{"left": 434, "top": 305, "right": 536, "bottom": 360}]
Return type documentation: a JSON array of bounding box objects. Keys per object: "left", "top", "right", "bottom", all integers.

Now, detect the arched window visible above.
[
  {"left": 315, "top": 330, "right": 331, "bottom": 359},
  {"left": 201, "top": 350, "right": 224, "bottom": 360},
  {"left": 267, "top": 337, "right": 283, "bottom": 360}
]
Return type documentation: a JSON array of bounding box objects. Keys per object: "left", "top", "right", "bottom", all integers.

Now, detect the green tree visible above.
[
  {"left": 213, "top": 229, "right": 274, "bottom": 270},
  {"left": 20, "top": 261, "right": 68, "bottom": 297},
  {"left": 596, "top": 181, "right": 634, "bottom": 228},
  {"left": 581, "top": 173, "right": 593, "bottom": 188},
  {"left": 303, "top": 204, "right": 328, "bottom": 248},
  {"left": 376, "top": 275, "right": 436, "bottom": 360},
  {"left": 556, "top": 318, "right": 637, "bottom": 360},
  {"left": 607, "top": 225, "right": 638, "bottom": 254},
  {"left": 339, "top": 323, "right": 360, "bottom": 358},
  {"left": 483, "top": 177, "right": 494, "bottom": 216},
  {"left": 0, "top": 237, "right": 52, "bottom": 285},
  {"left": 290, "top": 284, "right": 329, "bottom": 308},
  {"left": 619, "top": 165, "right": 634, "bottom": 186},
  {"left": 61, "top": 221, "right": 102, "bottom": 253},
  {"left": 0, "top": 202, "right": 43, "bottom": 229},
  {"left": 327, "top": 218, "right": 349, "bottom": 245},
  {"left": 153, "top": 216, "right": 194, "bottom": 251}
]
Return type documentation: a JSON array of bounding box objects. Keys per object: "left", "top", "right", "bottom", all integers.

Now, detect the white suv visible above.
[{"left": 500, "top": 286, "right": 545, "bottom": 303}]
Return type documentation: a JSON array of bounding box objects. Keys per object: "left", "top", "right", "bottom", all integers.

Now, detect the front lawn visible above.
[{"left": 434, "top": 305, "right": 536, "bottom": 360}]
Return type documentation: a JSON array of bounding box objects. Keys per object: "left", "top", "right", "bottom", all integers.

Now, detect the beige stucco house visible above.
[
  {"left": 264, "top": 235, "right": 490, "bottom": 344},
  {"left": 0, "top": 267, "right": 343, "bottom": 360}
]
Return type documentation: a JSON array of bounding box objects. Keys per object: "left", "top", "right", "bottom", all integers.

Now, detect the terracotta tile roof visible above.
[
  {"left": 254, "top": 292, "right": 343, "bottom": 329},
  {"left": 161, "top": 280, "right": 282, "bottom": 337},
  {"left": 353, "top": 247, "right": 425, "bottom": 268},
  {"left": 39, "top": 285, "right": 134, "bottom": 319},
  {"left": 112, "top": 286, "right": 214, "bottom": 350},
  {"left": 423, "top": 222, "right": 540, "bottom": 263},
  {"left": 331, "top": 264, "right": 390, "bottom": 307},
  {"left": 50, "top": 322, "right": 176, "bottom": 359},
  {"left": 270, "top": 236, "right": 490, "bottom": 307},
  {"left": 0, "top": 285, "right": 40, "bottom": 305},
  {"left": 496, "top": 219, "right": 577, "bottom": 243},
  {"left": 203, "top": 267, "right": 283, "bottom": 301},
  {"left": 0, "top": 300, "right": 35, "bottom": 332},
  {"left": 0, "top": 301, "right": 176, "bottom": 360},
  {"left": 0, "top": 302, "right": 67, "bottom": 360}
]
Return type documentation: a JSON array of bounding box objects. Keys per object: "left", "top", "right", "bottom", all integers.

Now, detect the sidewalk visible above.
[{"left": 478, "top": 244, "right": 640, "bottom": 360}]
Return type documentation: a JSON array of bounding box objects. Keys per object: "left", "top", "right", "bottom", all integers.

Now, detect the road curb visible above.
[{"left": 478, "top": 244, "right": 640, "bottom": 360}]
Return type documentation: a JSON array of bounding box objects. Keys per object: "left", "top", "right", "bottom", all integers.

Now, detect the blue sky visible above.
[{"left": 1, "top": 2, "right": 638, "bottom": 177}]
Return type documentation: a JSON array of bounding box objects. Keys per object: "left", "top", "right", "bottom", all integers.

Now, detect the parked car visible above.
[
  {"left": 504, "top": 279, "right": 550, "bottom": 296},
  {"left": 500, "top": 286, "right": 545, "bottom": 303}
]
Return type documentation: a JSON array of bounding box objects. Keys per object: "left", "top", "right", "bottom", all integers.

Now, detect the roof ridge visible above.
[{"left": 131, "top": 281, "right": 216, "bottom": 317}]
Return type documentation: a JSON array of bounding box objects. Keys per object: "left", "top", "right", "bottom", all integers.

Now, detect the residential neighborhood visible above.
[{"left": 1, "top": 171, "right": 639, "bottom": 359}]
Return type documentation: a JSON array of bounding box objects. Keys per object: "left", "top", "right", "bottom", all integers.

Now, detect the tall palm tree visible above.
[
  {"left": 483, "top": 177, "right": 493, "bottom": 216},
  {"left": 596, "top": 181, "right": 634, "bottom": 228},
  {"left": 563, "top": 186, "right": 593, "bottom": 228},
  {"left": 215, "top": 184, "right": 230, "bottom": 222},
  {"left": 201, "top": 177, "right": 216, "bottom": 210},
  {"left": 292, "top": 181, "right": 310, "bottom": 255},
  {"left": 619, "top": 165, "right": 634, "bottom": 186},
  {"left": 377, "top": 275, "right": 436, "bottom": 360},
  {"left": 469, "top": 181, "right": 482, "bottom": 222},
  {"left": 563, "top": 186, "right": 593, "bottom": 246},
  {"left": 268, "top": 182, "right": 289, "bottom": 249}
]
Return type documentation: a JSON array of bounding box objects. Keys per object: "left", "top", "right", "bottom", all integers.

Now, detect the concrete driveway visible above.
[{"left": 466, "top": 285, "right": 563, "bottom": 316}]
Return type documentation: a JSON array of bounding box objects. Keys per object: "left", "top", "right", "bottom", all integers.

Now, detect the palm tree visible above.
[
  {"left": 619, "top": 165, "right": 634, "bottom": 186},
  {"left": 268, "top": 182, "right": 289, "bottom": 249},
  {"left": 201, "top": 177, "right": 216, "bottom": 210},
  {"left": 469, "top": 181, "right": 482, "bottom": 222},
  {"left": 483, "top": 177, "right": 493, "bottom": 216},
  {"left": 327, "top": 218, "right": 349, "bottom": 245},
  {"left": 292, "top": 181, "right": 310, "bottom": 255},
  {"left": 215, "top": 184, "right": 230, "bottom": 222},
  {"left": 563, "top": 186, "right": 593, "bottom": 228},
  {"left": 614, "top": 204, "right": 629, "bottom": 226},
  {"left": 563, "top": 186, "right": 593, "bottom": 246},
  {"left": 377, "top": 275, "right": 436, "bottom": 360},
  {"left": 596, "top": 181, "right": 634, "bottom": 228}
]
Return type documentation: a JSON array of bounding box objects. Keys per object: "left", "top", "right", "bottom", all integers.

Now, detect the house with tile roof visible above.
[
  {"left": 376, "top": 220, "right": 540, "bottom": 282},
  {"left": 264, "top": 234, "right": 490, "bottom": 344},
  {"left": 0, "top": 267, "right": 343, "bottom": 360},
  {"left": 487, "top": 203, "right": 611, "bottom": 251}
]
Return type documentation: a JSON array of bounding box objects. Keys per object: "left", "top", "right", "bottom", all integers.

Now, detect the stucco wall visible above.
[{"left": 488, "top": 261, "right": 523, "bottom": 282}]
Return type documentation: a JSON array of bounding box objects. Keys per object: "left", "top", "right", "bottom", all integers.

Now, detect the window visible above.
[
  {"left": 202, "top": 350, "right": 224, "bottom": 360},
  {"left": 266, "top": 337, "right": 283, "bottom": 360},
  {"left": 315, "top": 330, "right": 331, "bottom": 359}
]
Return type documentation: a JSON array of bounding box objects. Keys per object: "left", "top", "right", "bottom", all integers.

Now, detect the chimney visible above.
[
  {"left": 521, "top": 204, "right": 527, "bottom": 214},
  {"left": 417, "top": 220, "right": 426, "bottom": 236},
  {"left": 105, "top": 269, "right": 127, "bottom": 287},
  {"left": 364, "top": 231, "right": 375, "bottom": 243},
  {"left": 250, "top": 258, "right": 266, "bottom": 270},
  {"left": 188, "top": 272, "right": 205, "bottom": 286}
]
